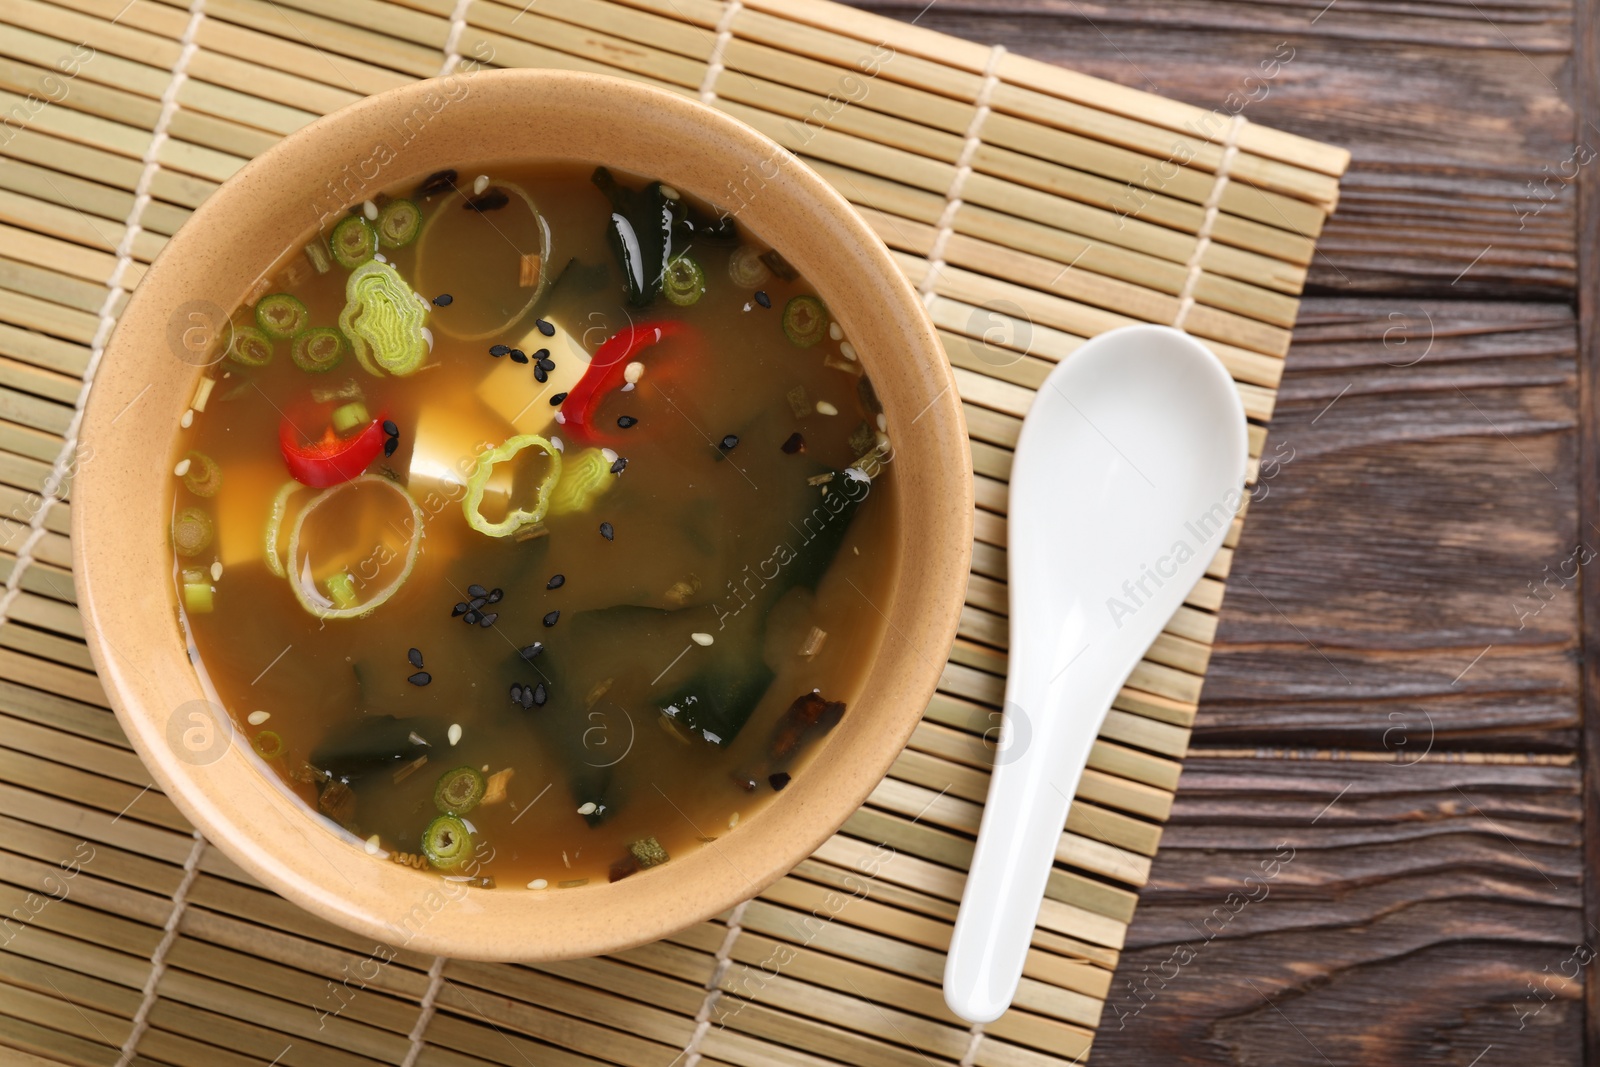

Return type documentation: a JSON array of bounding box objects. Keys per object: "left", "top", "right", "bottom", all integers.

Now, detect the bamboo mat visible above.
[{"left": 0, "top": 0, "right": 1348, "bottom": 1064}]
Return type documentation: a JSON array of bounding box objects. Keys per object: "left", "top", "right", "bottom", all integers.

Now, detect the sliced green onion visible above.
[
  {"left": 286, "top": 475, "right": 423, "bottom": 620},
  {"left": 376, "top": 199, "right": 422, "bottom": 247},
  {"left": 421, "top": 814, "right": 473, "bottom": 870},
  {"left": 782, "top": 296, "right": 828, "bottom": 348},
  {"left": 311, "top": 379, "right": 364, "bottom": 405},
  {"left": 172, "top": 506, "right": 213, "bottom": 557},
  {"left": 304, "top": 239, "right": 332, "bottom": 274},
  {"left": 255, "top": 293, "right": 310, "bottom": 340},
  {"left": 291, "top": 327, "right": 345, "bottom": 373},
  {"left": 663, "top": 252, "right": 706, "bottom": 307},
  {"left": 252, "top": 731, "right": 286, "bottom": 759},
  {"left": 227, "top": 324, "right": 274, "bottom": 367},
  {"left": 548, "top": 447, "right": 615, "bottom": 516},
  {"left": 434, "top": 766, "right": 486, "bottom": 815},
  {"left": 331, "top": 401, "right": 371, "bottom": 435},
  {"left": 325, "top": 571, "right": 358, "bottom": 610},
  {"left": 182, "top": 580, "right": 213, "bottom": 613},
  {"left": 728, "top": 245, "right": 770, "bottom": 288},
  {"left": 263, "top": 480, "right": 302, "bottom": 579},
  {"left": 339, "top": 260, "right": 429, "bottom": 377},
  {"left": 463, "top": 435, "right": 561, "bottom": 538},
  {"left": 181, "top": 451, "right": 222, "bottom": 497},
  {"left": 330, "top": 215, "right": 378, "bottom": 269}
]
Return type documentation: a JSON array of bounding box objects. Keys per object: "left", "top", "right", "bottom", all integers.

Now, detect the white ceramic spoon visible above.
[{"left": 943, "top": 324, "right": 1249, "bottom": 1024}]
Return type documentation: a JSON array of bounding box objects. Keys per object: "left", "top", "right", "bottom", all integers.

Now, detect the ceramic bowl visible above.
[{"left": 75, "top": 69, "right": 972, "bottom": 960}]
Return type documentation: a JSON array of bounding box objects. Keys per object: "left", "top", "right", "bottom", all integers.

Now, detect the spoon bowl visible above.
[{"left": 944, "top": 323, "right": 1249, "bottom": 1023}]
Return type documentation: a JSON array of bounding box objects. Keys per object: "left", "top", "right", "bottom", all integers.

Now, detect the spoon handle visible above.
[{"left": 942, "top": 655, "right": 1128, "bottom": 1023}]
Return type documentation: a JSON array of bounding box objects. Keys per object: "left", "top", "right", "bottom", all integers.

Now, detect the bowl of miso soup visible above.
[{"left": 76, "top": 70, "right": 972, "bottom": 959}]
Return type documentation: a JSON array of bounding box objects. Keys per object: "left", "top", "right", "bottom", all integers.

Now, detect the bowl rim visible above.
[{"left": 74, "top": 68, "right": 973, "bottom": 960}]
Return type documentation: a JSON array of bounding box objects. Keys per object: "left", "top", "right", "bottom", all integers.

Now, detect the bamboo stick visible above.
[
  {"left": 478, "top": 0, "right": 717, "bottom": 62},
  {"left": 472, "top": 0, "right": 707, "bottom": 87}
]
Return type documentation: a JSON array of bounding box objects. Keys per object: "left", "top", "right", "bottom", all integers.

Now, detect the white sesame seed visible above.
[
  {"left": 554, "top": 410, "right": 567, "bottom": 425},
  {"left": 210, "top": 561, "right": 223, "bottom": 581},
  {"left": 374, "top": 253, "right": 388, "bottom": 263},
  {"left": 621, "top": 382, "right": 635, "bottom": 392},
  {"left": 448, "top": 723, "right": 462, "bottom": 746},
  {"left": 247, "top": 710, "right": 270, "bottom": 725},
  {"left": 601, "top": 448, "right": 618, "bottom": 464},
  {"left": 173, "top": 458, "right": 191, "bottom": 477},
  {"left": 550, "top": 435, "right": 564, "bottom": 452},
  {"left": 421, "top": 327, "right": 434, "bottom": 353},
  {"left": 365, "top": 834, "right": 381, "bottom": 854},
  {"left": 840, "top": 341, "right": 857, "bottom": 362},
  {"left": 829, "top": 321, "right": 843, "bottom": 341},
  {"left": 577, "top": 802, "right": 597, "bottom": 815},
  {"left": 691, "top": 632, "right": 714, "bottom": 646},
  {"left": 624, "top": 360, "right": 644, "bottom": 384},
  {"left": 728, "top": 812, "right": 740, "bottom": 829},
  {"left": 473, "top": 174, "right": 490, "bottom": 195},
  {"left": 743, "top": 302, "right": 752, "bottom": 312},
  {"left": 660, "top": 185, "right": 680, "bottom": 200},
  {"left": 362, "top": 199, "right": 378, "bottom": 220},
  {"left": 180, "top": 409, "right": 194, "bottom": 429},
  {"left": 876, "top": 413, "right": 887, "bottom": 431},
  {"left": 528, "top": 878, "right": 548, "bottom": 890},
  {"left": 816, "top": 401, "right": 838, "bottom": 416}
]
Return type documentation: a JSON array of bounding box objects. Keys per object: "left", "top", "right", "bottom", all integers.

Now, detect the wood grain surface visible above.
[{"left": 848, "top": 1, "right": 1592, "bottom": 1063}]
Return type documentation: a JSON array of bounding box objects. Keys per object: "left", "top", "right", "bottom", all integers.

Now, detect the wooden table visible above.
[{"left": 852, "top": 1, "right": 1593, "bottom": 1062}]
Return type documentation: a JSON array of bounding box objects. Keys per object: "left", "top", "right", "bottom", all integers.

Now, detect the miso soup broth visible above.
[{"left": 168, "top": 161, "right": 899, "bottom": 889}]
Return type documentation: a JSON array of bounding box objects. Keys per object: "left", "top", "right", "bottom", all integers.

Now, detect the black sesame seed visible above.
[
  {"left": 550, "top": 391, "right": 569, "bottom": 406},
  {"left": 408, "top": 671, "right": 432, "bottom": 686},
  {"left": 519, "top": 642, "right": 544, "bottom": 660},
  {"left": 520, "top": 686, "right": 535, "bottom": 710},
  {"left": 617, "top": 415, "right": 638, "bottom": 429},
  {"left": 781, "top": 432, "right": 805, "bottom": 454},
  {"left": 533, "top": 364, "right": 548, "bottom": 384},
  {"left": 479, "top": 612, "right": 498, "bottom": 627},
  {"left": 543, "top": 610, "right": 560, "bottom": 627},
  {"left": 468, "top": 584, "right": 488, "bottom": 597},
  {"left": 534, "top": 348, "right": 551, "bottom": 363},
  {"left": 451, "top": 602, "right": 469, "bottom": 617},
  {"left": 433, "top": 293, "right": 454, "bottom": 306},
  {"left": 768, "top": 771, "right": 791, "bottom": 791},
  {"left": 533, "top": 683, "right": 547, "bottom": 706},
  {"left": 754, "top": 290, "right": 772, "bottom": 309},
  {"left": 463, "top": 610, "right": 480, "bottom": 625},
  {"left": 468, "top": 596, "right": 486, "bottom": 611},
  {"left": 383, "top": 436, "right": 399, "bottom": 457},
  {"left": 600, "top": 522, "right": 615, "bottom": 541},
  {"left": 415, "top": 169, "right": 457, "bottom": 199},
  {"left": 486, "top": 588, "right": 503, "bottom": 604},
  {"left": 720, "top": 434, "right": 739, "bottom": 451},
  {"left": 466, "top": 188, "right": 510, "bottom": 212},
  {"left": 547, "top": 574, "right": 565, "bottom": 590},
  {"left": 609, "top": 457, "right": 627, "bottom": 474},
  {"left": 536, "top": 318, "right": 555, "bottom": 336},
  {"left": 383, "top": 419, "right": 399, "bottom": 437},
  {"left": 490, "top": 344, "right": 509, "bottom": 357},
  {"left": 407, "top": 647, "right": 423, "bottom": 668},
  {"left": 510, "top": 683, "right": 523, "bottom": 703},
  {"left": 509, "top": 349, "right": 529, "bottom": 364}
]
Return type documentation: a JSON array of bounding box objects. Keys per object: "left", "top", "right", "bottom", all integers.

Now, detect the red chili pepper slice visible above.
[
  {"left": 278, "top": 402, "right": 388, "bottom": 487},
  {"left": 560, "top": 320, "right": 697, "bottom": 441}
]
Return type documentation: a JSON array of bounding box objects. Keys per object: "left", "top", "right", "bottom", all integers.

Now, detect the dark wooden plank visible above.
[
  {"left": 1569, "top": 0, "right": 1599, "bottom": 1057},
  {"left": 1196, "top": 297, "right": 1579, "bottom": 753},
  {"left": 853, "top": 0, "right": 1576, "bottom": 296},
  {"left": 1093, "top": 757, "right": 1585, "bottom": 1065}
]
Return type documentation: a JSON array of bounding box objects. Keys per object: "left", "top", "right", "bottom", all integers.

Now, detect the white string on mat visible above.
[
  {"left": 0, "top": 0, "right": 208, "bottom": 634},
  {"left": 957, "top": 1021, "right": 986, "bottom": 1067},
  {"left": 400, "top": 955, "right": 448, "bottom": 1067},
  {"left": 700, "top": 0, "right": 743, "bottom": 104},
  {"left": 438, "top": 0, "right": 473, "bottom": 76},
  {"left": 918, "top": 44, "right": 1006, "bottom": 306},
  {"left": 114, "top": 830, "right": 206, "bottom": 1067},
  {"left": 1171, "top": 113, "right": 1247, "bottom": 332},
  {"left": 676, "top": 899, "right": 749, "bottom": 1067}
]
